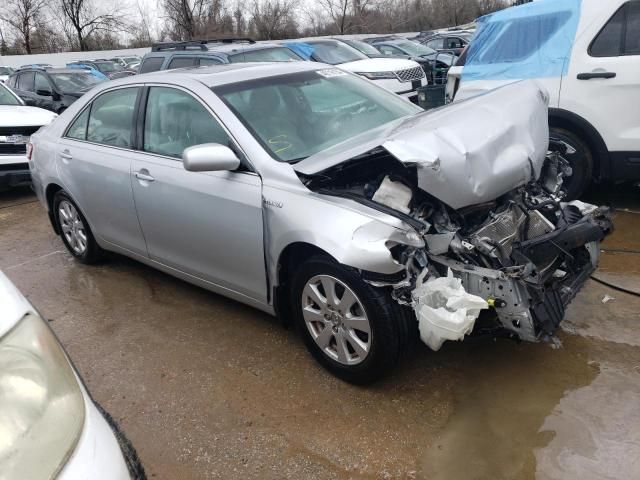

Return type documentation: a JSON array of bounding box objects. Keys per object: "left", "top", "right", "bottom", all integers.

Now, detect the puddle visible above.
[{"left": 535, "top": 364, "right": 640, "bottom": 479}]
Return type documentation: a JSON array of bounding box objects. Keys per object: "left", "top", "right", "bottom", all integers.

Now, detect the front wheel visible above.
[
  {"left": 550, "top": 127, "right": 594, "bottom": 200},
  {"left": 290, "top": 255, "right": 414, "bottom": 384}
]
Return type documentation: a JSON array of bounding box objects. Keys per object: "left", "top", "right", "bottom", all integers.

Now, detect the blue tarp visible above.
[
  {"left": 462, "top": 0, "right": 582, "bottom": 81},
  {"left": 283, "top": 42, "right": 314, "bottom": 60}
]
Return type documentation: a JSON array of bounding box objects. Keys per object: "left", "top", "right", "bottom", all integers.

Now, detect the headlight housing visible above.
[
  {"left": 0, "top": 313, "right": 85, "bottom": 478},
  {"left": 356, "top": 71, "right": 397, "bottom": 80}
]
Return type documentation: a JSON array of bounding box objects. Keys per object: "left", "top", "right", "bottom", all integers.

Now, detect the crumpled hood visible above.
[{"left": 295, "top": 80, "right": 550, "bottom": 209}]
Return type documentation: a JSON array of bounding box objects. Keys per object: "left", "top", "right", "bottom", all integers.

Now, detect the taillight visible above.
[{"left": 26, "top": 142, "right": 33, "bottom": 160}]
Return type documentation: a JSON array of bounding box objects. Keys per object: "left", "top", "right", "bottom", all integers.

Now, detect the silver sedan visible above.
[{"left": 29, "top": 62, "right": 611, "bottom": 383}]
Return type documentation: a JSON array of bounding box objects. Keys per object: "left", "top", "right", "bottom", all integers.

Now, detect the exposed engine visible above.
[{"left": 299, "top": 141, "right": 613, "bottom": 345}]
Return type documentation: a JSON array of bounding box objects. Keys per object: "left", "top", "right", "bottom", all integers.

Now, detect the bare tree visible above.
[
  {"left": 161, "top": 0, "right": 209, "bottom": 40},
  {"left": 249, "top": 0, "right": 296, "bottom": 40},
  {"left": 58, "top": 0, "right": 126, "bottom": 51},
  {"left": 0, "top": 0, "right": 47, "bottom": 53}
]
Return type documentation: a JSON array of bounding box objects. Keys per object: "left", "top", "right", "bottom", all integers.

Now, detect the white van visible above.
[{"left": 446, "top": 0, "right": 640, "bottom": 198}]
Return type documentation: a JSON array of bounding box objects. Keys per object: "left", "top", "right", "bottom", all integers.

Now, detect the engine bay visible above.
[{"left": 299, "top": 140, "right": 613, "bottom": 346}]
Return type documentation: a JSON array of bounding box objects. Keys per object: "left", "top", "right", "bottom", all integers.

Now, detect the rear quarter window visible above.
[{"left": 139, "top": 57, "right": 165, "bottom": 73}]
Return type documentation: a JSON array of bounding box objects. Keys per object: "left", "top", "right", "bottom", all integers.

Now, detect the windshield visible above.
[
  {"left": 50, "top": 73, "right": 104, "bottom": 92},
  {"left": 343, "top": 39, "right": 381, "bottom": 56},
  {"left": 215, "top": 69, "right": 419, "bottom": 162},
  {"left": 394, "top": 40, "right": 435, "bottom": 56},
  {"left": 0, "top": 83, "right": 21, "bottom": 105},
  {"left": 0, "top": 67, "right": 14, "bottom": 75},
  {"left": 229, "top": 47, "right": 302, "bottom": 63},
  {"left": 307, "top": 41, "right": 367, "bottom": 65}
]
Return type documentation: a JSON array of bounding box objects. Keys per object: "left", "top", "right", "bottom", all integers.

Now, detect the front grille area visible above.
[
  {"left": 0, "top": 144, "right": 27, "bottom": 155},
  {"left": 395, "top": 66, "right": 425, "bottom": 83},
  {"left": 0, "top": 162, "right": 29, "bottom": 172},
  {"left": 0, "top": 126, "right": 41, "bottom": 136}
]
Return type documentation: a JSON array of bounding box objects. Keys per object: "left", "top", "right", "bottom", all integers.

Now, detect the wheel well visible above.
[
  {"left": 548, "top": 109, "right": 611, "bottom": 181},
  {"left": 45, "top": 183, "right": 63, "bottom": 233},
  {"left": 274, "top": 242, "right": 334, "bottom": 326}
]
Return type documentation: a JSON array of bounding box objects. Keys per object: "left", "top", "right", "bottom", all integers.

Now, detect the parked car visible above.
[
  {"left": 67, "top": 60, "right": 134, "bottom": 79},
  {"left": 138, "top": 38, "right": 303, "bottom": 74},
  {"left": 419, "top": 31, "right": 472, "bottom": 56},
  {"left": 0, "top": 66, "right": 15, "bottom": 83},
  {"left": 286, "top": 39, "right": 427, "bottom": 103},
  {"left": 5, "top": 67, "right": 105, "bottom": 114},
  {"left": 0, "top": 82, "right": 57, "bottom": 190},
  {"left": 29, "top": 63, "right": 612, "bottom": 383},
  {"left": 110, "top": 55, "right": 142, "bottom": 69},
  {"left": 326, "top": 37, "right": 440, "bottom": 83},
  {"left": 0, "top": 271, "right": 145, "bottom": 478},
  {"left": 365, "top": 37, "right": 457, "bottom": 84},
  {"left": 447, "top": 0, "right": 640, "bottom": 199}
]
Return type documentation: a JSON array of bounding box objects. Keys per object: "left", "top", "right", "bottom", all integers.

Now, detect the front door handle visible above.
[
  {"left": 577, "top": 71, "right": 616, "bottom": 80},
  {"left": 60, "top": 150, "right": 72, "bottom": 161},
  {"left": 134, "top": 171, "right": 155, "bottom": 182}
]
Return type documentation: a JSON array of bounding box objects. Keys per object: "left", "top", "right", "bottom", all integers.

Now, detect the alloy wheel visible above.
[
  {"left": 301, "top": 275, "right": 372, "bottom": 366},
  {"left": 58, "top": 200, "right": 87, "bottom": 255}
]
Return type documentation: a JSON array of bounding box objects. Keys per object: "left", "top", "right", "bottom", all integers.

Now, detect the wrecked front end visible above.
[{"left": 296, "top": 81, "right": 613, "bottom": 350}]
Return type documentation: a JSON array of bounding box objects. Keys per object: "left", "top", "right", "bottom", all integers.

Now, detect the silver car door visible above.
[
  {"left": 130, "top": 85, "right": 267, "bottom": 303},
  {"left": 56, "top": 86, "right": 148, "bottom": 256}
]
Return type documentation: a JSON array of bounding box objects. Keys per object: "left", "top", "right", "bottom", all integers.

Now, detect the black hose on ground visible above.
[{"left": 590, "top": 273, "right": 640, "bottom": 297}]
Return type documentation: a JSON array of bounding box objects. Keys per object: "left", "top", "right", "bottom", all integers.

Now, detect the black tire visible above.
[
  {"left": 53, "top": 190, "right": 104, "bottom": 264},
  {"left": 550, "top": 127, "right": 594, "bottom": 200},
  {"left": 290, "top": 255, "right": 415, "bottom": 384}
]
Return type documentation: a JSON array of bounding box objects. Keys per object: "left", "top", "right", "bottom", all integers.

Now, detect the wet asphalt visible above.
[{"left": 1, "top": 184, "right": 639, "bottom": 480}]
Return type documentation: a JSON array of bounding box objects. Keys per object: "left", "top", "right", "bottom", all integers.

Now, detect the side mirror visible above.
[
  {"left": 182, "top": 143, "right": 241, "bottom": 172},
  {"left": 36, "top": 89, "right": 52, "bottom": 96}
]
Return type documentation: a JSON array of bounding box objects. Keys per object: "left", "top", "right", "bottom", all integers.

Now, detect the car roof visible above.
[
  {"left": 108, "top": 61, "right": 322, "bottom": 88},
  {"left": 147, "top": 42, "right": 286, "bottom": 57}
]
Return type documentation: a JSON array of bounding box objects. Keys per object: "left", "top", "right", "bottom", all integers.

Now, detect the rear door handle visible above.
[
  {"left": 134, "top": 171, "right": 155, "bottom": 182},
  {"left": 577, "top": 72, "right": 616, "bottom": 80},
  {"left": 60, "top": 150, "right": 72, "bottom": 161}
]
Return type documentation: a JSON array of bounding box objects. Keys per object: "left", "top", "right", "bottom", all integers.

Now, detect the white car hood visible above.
[
  {"left": 0, "top": 272, "right": 31, "bottom": 338},
  {"left": 340, "top": 57, "right": 420, "bottom": 73},
  {"left": 0, "top": 105, "right": 57, "bottom": 127},
  {"left": 295, "top": 80, "right": 550, "bottom": 210}
]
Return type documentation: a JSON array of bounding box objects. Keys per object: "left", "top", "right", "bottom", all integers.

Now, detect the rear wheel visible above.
[
  {"left": 290, "top": 255, "right": 414, "bottom": 384},
  {"left": 550, "top": 127, "right": 593, "bottom": 200},
  {"left": 53, "top": 191, "right": 104, "bottom": 264}
]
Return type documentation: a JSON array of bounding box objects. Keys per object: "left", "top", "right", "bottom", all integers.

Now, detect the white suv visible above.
[
  {"left": 0, "top": 82, "right": 57, "bottom": 190},
  {"left": 446, "top": 0, "right": 640, "bottom": 198}
]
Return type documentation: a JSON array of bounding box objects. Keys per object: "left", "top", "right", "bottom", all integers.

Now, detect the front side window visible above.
[
  {"left": 66, "top": 107, "right": 90, "bottom": 140},
  {"left": 86, "top": 88, "right": 138, "bottom": 148},
  {"left": 139, "top": 57, "right": 165, "bottom": 73},
  {"left": 394, "top": 40, "right": 435, "bottom": 56},
  {"left": 215, "top": 69, "right": 419, "bottom": 162},
  {"left": 426, "top": 38, "right": 444, "bottom": 50},
  {"left": 143, "top": 87, "right": 231, "bottom": 159},
  {"left": 34, "top": 73, "right": 50, "bottom": 93},
  {"left": 379, "top": 45, "right": 403, "bottom": 56},
  {"left": 18, "top": 72, "right": 35, "bottom": 92}
]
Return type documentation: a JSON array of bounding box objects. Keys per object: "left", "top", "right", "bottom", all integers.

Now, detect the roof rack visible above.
[{"left": 151, "top": 37, "right": 256, "bottom": 52}]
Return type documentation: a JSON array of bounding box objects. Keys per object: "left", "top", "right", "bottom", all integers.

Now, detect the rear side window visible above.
[
  {"left": 86, "top": 88, "right": 139, "bottom": 148},
  {"left": 18, "top": 72, "right": 35, "bottom": 91},
  {"left": 426, "top": 38, "right": 444, "bottom": 50},
  {"left": 446, "top": 37, "right": 464, "bottom": 49},
  {"left": 66, "top": 107, "right": 90, "bottom": 140},
  {"left": 34, "top": 73, "right": 50, "bottom": 93},
  {"left": 167, "top": 56, "right": 196, "bottom": 69},
  {"left": 6, "top": 75, "right": 17, "bottom": 88},
  {"left": 198, "top": 57, "right": 222, "bottom": 66},
  {"left": 143, "top": 87, "right": 230, "bottom": 159},
  {"left": 139, "top": 57, "right": 164, "bottom": 73},
  {"left": 590, "top": 5, "right": 625, "bottom": 56},
  {"left": 625, "top": 1, "right": 640, "bottom": 54}
]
